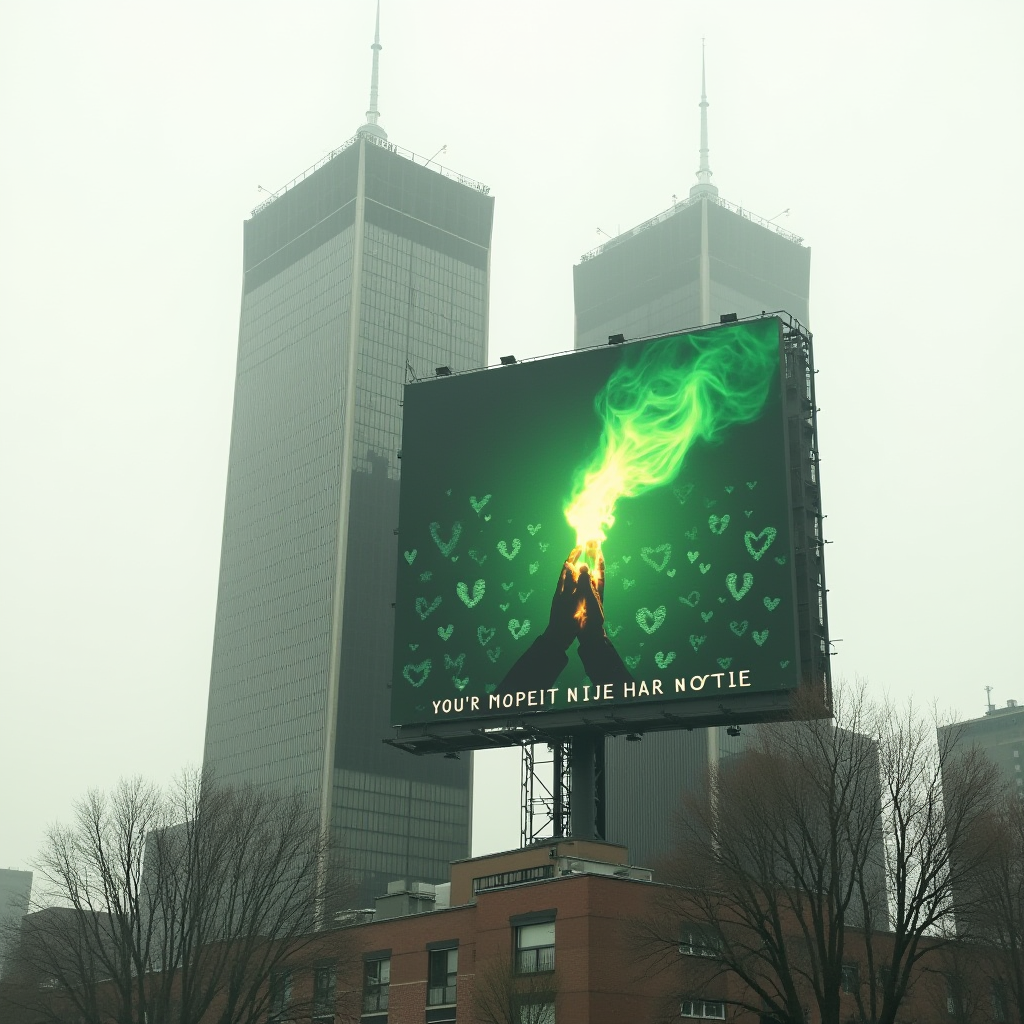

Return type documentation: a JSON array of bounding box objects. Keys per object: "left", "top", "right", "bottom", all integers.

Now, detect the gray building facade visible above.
[
  {"left": 571, "top": 57, "right": 813, "bottom": 869},
  {"left": 203, "top": 22, "right": 494, "bottom": 904},
  {"left": 939, "top": 699, "right": 1024, "bottom": 797}
]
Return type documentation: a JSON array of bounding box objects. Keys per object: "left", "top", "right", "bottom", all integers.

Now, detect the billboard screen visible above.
[{"left": 391, "top": 317, "right": 823, "bottom": 747}]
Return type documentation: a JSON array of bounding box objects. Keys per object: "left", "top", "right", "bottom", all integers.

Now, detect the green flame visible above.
[{"left": 564, "top": 323, "right": 779, "bottom": 546}]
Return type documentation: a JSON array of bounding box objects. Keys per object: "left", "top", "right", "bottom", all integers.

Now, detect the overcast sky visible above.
[{"left": 2, "top": 0, "right": 1022, "bottom": 873}]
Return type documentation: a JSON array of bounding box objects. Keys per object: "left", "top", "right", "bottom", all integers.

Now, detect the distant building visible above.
[
  {"left": 569, "top": 50, "right": 815, "bottom": 873},
  {"left": 201, "top": 9, "right": 494, "bottom": 905},
  {"left": 938, "top": 697, "right": 1024, "bottom": 795},
  {"left": 0, "top": 869, "right": 31, "bottom": 976}
]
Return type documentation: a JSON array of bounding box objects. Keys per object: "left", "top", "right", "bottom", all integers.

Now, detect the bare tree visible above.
[
  {"left": 635, "top": 686, "right": 1002, "bottom": 1024},
  {"left": 473, "top": 954, "right": 558, "bottom": 1024},
  {"left": 0, "top": 770, "right": 351, "bottom": 1024}
]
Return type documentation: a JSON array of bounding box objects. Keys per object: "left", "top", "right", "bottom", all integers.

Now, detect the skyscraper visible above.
[
  {"left": 571, "top": 50, "right": 814, "bottom": 867},
  {"left": 202, "top": 8, "right": 494, "bottom": 904}
]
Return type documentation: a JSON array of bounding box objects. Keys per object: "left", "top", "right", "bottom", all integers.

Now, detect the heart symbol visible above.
[
  {"left": 606, "top": 562, "right": 620, "bottom": 577},
  {"left": 607, "top": 624, "right": 622, "bottom": 638},
  {"left": 725, "top": 485, "right": 734, "bottom": 494},
  {"left": 402, "top": 660, "right": 431, "bottom": 688},
  {"left": 685, "top": 528, "right": 698, "bottom": 541},
  {"left": 527, "top": 523, "right": 542, "bottom": 536},
  {"left": 705, "top": 498, "right": 718, "bottom": 509},
  {"left": 485, "top": 683, "right": 497, "bottom": 693},
  {"left": 477, "top": 625, "right": 496, "bottom": 646},
  {"left": 416, "top": 595, "right": 441, "bottom": 620},
  {"left": 470, "top": 494, "right": 491, "bottom": 513},
  {"left": 717, "top": 657, "right": 733, "bottom": 669},
  {"left": 437, "top": 624, "right": 454, "bottom": 641},
  {"left": 699, "top": 563, "right": 711, "bottom": 575},
  {"left": 689, "top": 634, "right": 706, "bottom": 651},
  {"left": 780, "top": 660, "right": 790, "bottom": 668},
  {"left": 753, "top": 629, "right": 769, "bottom": 647},
  {"left": 408, "top": 643, "right": 419, "bottom": 651},
  {"left": 487, "top": 647, "right": 502, "bottom": 663},
  {"left": 500, "top": 603, "right": 510, "bottom": 612},
  {"left": 622, "top": 555, "right": 632, "bottom": 564},
  {"left": 519, "top": 590, "right": 533, "bottom": 602},
  {"left": 451, "top": 555, "right": 459, "bottom": 562},
  {"left": 687, "top": 551, "right": 699, "bottom": 563},
  {"left": 453, "top": 675, "right": 469, "bottom": 691},
  {"left": 636, "top": 605, "right": 667, "bottom": 634},
  {"left": 419, "top": 571, "right": 433, "bottom": 582},
  {"left": 746, "top": 480, "right": 757, "bottom": 489},
  {"left": 729, "top": 620, "right": 749, "bottom": 637},
  {"left": 497, "top": 538, "right": 521, "bottom": 560},
  {"left": 444, "top": 652, "right": 466, "bottom": 671},
  {"left": 430, "top": 520, "right": 462, "bottom": 557},
  {"left": 744, "top": 527, "right": 777, "bottom": 561},
  {"left": 744, "top": 510, "right": 753, "bottom": 518},
  {"left": 446, "top": 489, "right": 452, "bottom": 496},
  {"left": 539, "top": 542, "right": 550, "bottom": 553},
  {"left": 641, "top": 544, "right": 672, "bottom": 572},
  {"left": 673, "top": 482, "right": 695, "bottom": 504},
  {"left": 623, "top": 579, "right": 637, "bottom": 590},
  {"left": 655, "top": 651, "right": 676, "bottom": 669},
  {"left": 403, "top": 549, "right": 418, "bottom": 565},
  {"left": 774, "top": 556, "right": 787, "bottom": 566},
  {"left": 667, "top": 568, "right": 677, "bottom": 578},
  {"left": 457, "top": 579, "right": 486, "bottom": 607},
  {"left": 502, "top": 582, "right": 514, "bottom": 591},
  {"left": 469, "top": 549, "right": 488, "bottom": 565},
  {"left": 679, "top": 590, "right": 700, "bottom": 608},
  {"left": 484, "top": 514, "right": 492, "bottom": 522},
  {"left": 726, "top": 572, "right": 754, "bottom": 600},
  {"left": 624, "top": 654, "right": 641, "bottom": 671},
  {"left": 529, "top": 562, "right": 540, "bottom": 574},
  {"left": 763, "top": 596, "right": 780, "bottom": 612},
  {"left": 718, "top": 597, "right": 727, "bottom": 604},
  {"left": 701, "top": 610, "right": 713, "bottom": 623},
  {"left": 508, "top": 618, "right": 532, "bottom": 640},
  {"left": 708, "top": 514, "right": 731, "bottom": 535}
]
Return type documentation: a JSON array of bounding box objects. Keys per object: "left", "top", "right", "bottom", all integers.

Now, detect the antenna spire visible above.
[
  {"left": 358, "top": 2, "right": 388, "bottom": 141},
  {"left": 689, "top": 39, "right": 719, "bottom": 198}
]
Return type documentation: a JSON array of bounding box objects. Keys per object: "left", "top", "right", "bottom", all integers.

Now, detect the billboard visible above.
[{"left": 390, "top": 317, "right": 825, "bottom": 749}]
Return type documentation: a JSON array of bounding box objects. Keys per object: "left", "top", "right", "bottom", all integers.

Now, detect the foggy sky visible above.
[{"left": 1, "top": 0, "right": 1022, "bottom": 872}]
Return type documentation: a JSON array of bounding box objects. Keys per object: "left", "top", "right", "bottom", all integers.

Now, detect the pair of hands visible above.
[{"left": 544, "top": 544, "right": 607, "bottom": 651}]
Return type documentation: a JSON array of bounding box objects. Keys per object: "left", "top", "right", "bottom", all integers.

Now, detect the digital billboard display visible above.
[{"left": 391, "top": 317, "right": 825, "bottom": 747}]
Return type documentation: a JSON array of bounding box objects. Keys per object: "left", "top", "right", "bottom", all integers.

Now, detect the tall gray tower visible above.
[
  {"left": 571, "top": 49, "right": 812, "bottom": 867},
  {"left": 203, "top": 8, "right": 494, "bottom": 904}
]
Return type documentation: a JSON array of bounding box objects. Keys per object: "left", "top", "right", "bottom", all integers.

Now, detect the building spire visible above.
[
  {"left": 358, "top": 2, "right": 388, "bottom": 141},
  {"left": 689, "top": 39, "right": 718, "bottom": 198}
]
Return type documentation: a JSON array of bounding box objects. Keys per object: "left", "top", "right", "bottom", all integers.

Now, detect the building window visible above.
[
  {"left": 517, "top": 1001, "right": 556, "bottom": 1024},
  {"left": 516, "top": 921, "right": 555, "bottom": 974},
  {"left": 679, "top": 923, "right": 721, "bottom": 958},
  {"left": 680, "top": 999, "right": 726, "bottom": 1019},
  {"left": 427, "top": 946, "right": 458, "bottom": 1006},
  {"left": 313, "top": 966, "right": 336, "bottom": 1021},
  {"left": 268, "top": 970, "right": 292, "bottom": 1023},
  {"left": 945, "top": 976, "right": 963, "bottom": 1017},
  {"left": 362, "top": 957, "right": 390, "bottom": 1017},
  {"left": 841, "top": 963, "right": 859, "bottom": 994}
]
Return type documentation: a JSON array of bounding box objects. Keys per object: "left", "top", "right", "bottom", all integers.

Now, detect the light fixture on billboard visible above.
[
  {"left": 726, "top": 725, "right": 742, "bottom": 737},
  {"left": 608, "top": 334, "right": 625, "bottom": 345},
  {"left": 719, "top": 313, "right": 738, "bottom": 324},
  {"left": 500, "top": 355, "right": 517, "bottom": 365},
  {"left": 626, "top": 733, "right": 642, "bottom": 743},
  {"left": 435, "top": 366, "right": 452, "bottom": 377}
]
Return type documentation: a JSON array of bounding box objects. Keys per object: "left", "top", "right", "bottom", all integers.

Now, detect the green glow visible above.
[{"left": 564, "top": 324, "right": 778, "bottom": 547}]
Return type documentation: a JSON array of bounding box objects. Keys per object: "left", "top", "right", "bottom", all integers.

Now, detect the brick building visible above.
[{"left": 271, "top": 842, "right": 1013, "bottom": 1024}]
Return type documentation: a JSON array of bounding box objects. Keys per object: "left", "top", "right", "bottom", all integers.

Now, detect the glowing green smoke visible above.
[{"left": 564, "top": 323, "right": 778, "bottom": 546}]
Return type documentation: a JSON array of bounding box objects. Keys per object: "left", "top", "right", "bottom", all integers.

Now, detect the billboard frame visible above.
[{"left": 386, "top": 313, "right": 830, "bottom": 755}]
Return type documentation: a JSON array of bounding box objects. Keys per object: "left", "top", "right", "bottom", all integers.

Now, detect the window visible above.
[
  {"left": 516, "top": 920, "right": 555, "bottom": 974},
  {"left": 680, "top": 1000, "right": 726, "bottom": 1019},
  {"left": 841, "top": 963, "right": 859, "bottom": 994},
  {"left": 679, "top": 923, "right": 721, "bottom": 958},
  {"left": 268, "top": 970, "right": 292, "bottom": 1023},
  {"left": 945, "top": 976, "right": 963, "bottom": 1017},
  {"left": 313, "top": 966, "right": 336, "bottom": 1021},
  {"left": 427, "top": 946, "right": 458, "bottom": 1006},
  {"left": 362, "top": 956, "right": 390, "bottom": 1017}
]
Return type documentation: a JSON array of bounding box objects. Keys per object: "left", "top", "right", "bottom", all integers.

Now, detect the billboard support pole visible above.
[{"left": 569, "top": 731, "right": 605, "bottom": 840}]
